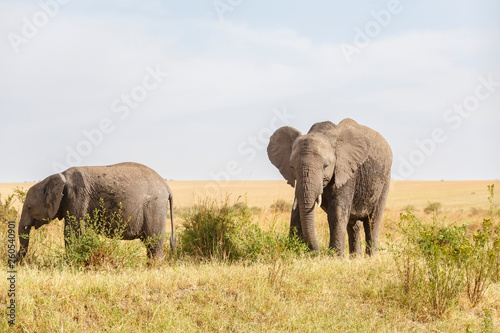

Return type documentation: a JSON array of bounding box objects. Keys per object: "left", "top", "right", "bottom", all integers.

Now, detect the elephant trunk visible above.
[
  {"left": 295, "top": 166, "right": 322, "bottom": 251},
  {"left": 16, "top": 212, "right": 32, "bottom": 263}
]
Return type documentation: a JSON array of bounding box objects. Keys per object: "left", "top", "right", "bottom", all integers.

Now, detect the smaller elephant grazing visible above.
[
  {"left": 267, "top": 118, "right": 392, "bottom": 257},
  {"left": 16, "top": 162, "right": 176, "bottom": 262}
]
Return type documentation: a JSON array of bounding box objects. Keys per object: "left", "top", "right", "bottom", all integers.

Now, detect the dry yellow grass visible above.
[
  {"left": 1, "top": 180, "right": 499, "bottom": 332},
  {"left": 387, "top": 180, "right": 500, "bottom": 211},
  {"left": 167, "top": 180, "right": 294, "bottom": 208}
]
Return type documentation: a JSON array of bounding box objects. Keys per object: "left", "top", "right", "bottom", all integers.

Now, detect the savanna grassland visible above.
[{"left": 1, "top": 180, "right": 500, "bottom": 332}]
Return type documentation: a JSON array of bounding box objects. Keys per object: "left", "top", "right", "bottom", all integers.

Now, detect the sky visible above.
[{"left": 0, "top": 0, "right": 499, "bottom": 183}]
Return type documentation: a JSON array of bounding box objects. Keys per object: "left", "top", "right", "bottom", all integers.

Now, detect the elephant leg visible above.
[
  {"left": 289, "top": 206, "right": 304, "bottom": 239},
  {"left": 327, "top": 204, "right": 350, "bottom": 257},
  {"left": 364, "top": 182, "right": 389, "bottom": 256},
  {"left": 364, "top": 211, "right": 383, "bottom": 256},
  {"left": 141, "top": 234, "right": 164, "bottom": 260},
  {"left": 347, "top": 218, "right": 362, "bottom": 257}
]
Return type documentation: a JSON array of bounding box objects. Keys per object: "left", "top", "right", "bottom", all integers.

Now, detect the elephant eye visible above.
[{"left": 323, "top": 163, "right": 329, "bottom": 169}]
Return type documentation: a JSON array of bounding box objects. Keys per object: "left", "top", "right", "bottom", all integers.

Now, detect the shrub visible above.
[
  {"left": 179, "top": 197, "right": 307, "bottom": 262},
  {"left": 231, "top": 201, "right": 262, "bottom": 215},
  {"left": 179, "top": 198, "right": 250, "bottom": 261},
  {"left": 270, "top": 199, "right": 291, "bottom": 213},
  {"left": 0, "top": 187, "right": 26, "bottom": 224},
  {"left": 61, "top": 198, "right": 145, "bottom": 269},
  {"left": 0, "top": 194, "right": 18, "bottom": 225},
  {"left": 424, "top": 201, "right": 441, "bottom": 215},
  {"left": 464, "top": 217, "right": 499, "bottom": 306},
  {"left": 391, "top": 212, "right": 467, "bottom": 318},
  {"left": 465, "top": 185, "right": 500, "bottom": 295},
  {"left": 390, "top": 185, "right": 500, "bottom": 318}
]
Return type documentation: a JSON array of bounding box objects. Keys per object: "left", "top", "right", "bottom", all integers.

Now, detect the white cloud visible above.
[{"left": 0, "top": 2, "right": 499, "bottom": 181}]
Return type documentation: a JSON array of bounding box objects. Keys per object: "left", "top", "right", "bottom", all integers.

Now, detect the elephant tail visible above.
[{"left": 167, "top": 185, "right": 176, "bottom": 252}]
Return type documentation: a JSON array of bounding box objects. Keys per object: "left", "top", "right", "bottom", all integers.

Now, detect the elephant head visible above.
[
  {"left": 17, "top": 173, "right": 66, "bottom": 262},
  {"left": 267, "top": 121, "right": 369, "bottom": 251}
]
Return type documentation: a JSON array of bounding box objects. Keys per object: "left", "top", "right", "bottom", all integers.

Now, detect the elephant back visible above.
[{"left": 338, "top": 118, "right": 393, "bottom": 170}]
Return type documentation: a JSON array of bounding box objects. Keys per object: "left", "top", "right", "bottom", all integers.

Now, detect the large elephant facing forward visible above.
[
  {"left": 17, "top": 162, "right": 176, "bottom": 262},
  {"left": 267, "top": 119, "right": 392, "bottom": 257}
]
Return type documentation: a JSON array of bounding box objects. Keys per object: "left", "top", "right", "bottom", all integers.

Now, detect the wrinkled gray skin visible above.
[
  {"left": 17, "top": 162, "right": 176, "bottom": 262},
  {"left": 267, "top": 119, "right": 392, "bottom": 257}
]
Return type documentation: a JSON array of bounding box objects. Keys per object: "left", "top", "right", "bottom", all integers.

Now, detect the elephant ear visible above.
[
  {"left": 41, "top": 173, "right": 66, "bottom": 219},
  {"left": 267, "top": 126, "right": 301, "bottom": 187},
  {"left": 334, "top": 126, "right": 370, "bottom": 188}
]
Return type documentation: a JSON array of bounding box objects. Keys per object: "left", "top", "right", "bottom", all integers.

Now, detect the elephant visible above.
[
  {"left": 267, "top": 118, "right": 392, "bottom": 257},
  {"left": 16, "top": 162, "right": 176, "bottom": 262}
]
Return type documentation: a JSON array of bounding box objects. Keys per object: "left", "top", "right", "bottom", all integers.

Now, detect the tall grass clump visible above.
[
  {"left": 179, "top": 197, "right": 307, "bottom": 262},
  {"left": 390, "top": 185, "right": 500, "bottom": 318}
]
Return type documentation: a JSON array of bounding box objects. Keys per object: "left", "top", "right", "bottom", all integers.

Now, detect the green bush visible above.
[
  {"left": 0, "top": 195, "right": 18, "bottom": 225},
  {"left": 391, "top": 212, "right": 467, "bottom": 318},
  {"left": 179, "top": 198, "right": 307, "bottom": 262},
  {"left": 464, "top": 217, "right": 500, "bottom": 306},
  {"left": 390, "top": 185, "right": 500, "bottom": 318},
  {"left": 465, "top": 185, "right": 500, "bottom": 299},
  {"left": 61, "top": 198, "right": 145, "bottom": 269}
]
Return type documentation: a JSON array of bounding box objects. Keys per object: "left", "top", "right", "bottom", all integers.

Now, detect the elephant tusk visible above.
[
  {"left": 292, "top": 197, "right": 297, "bottom": 211},
  {"left": 317, "top": 194, "right": 322, "bottom": 208}
]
